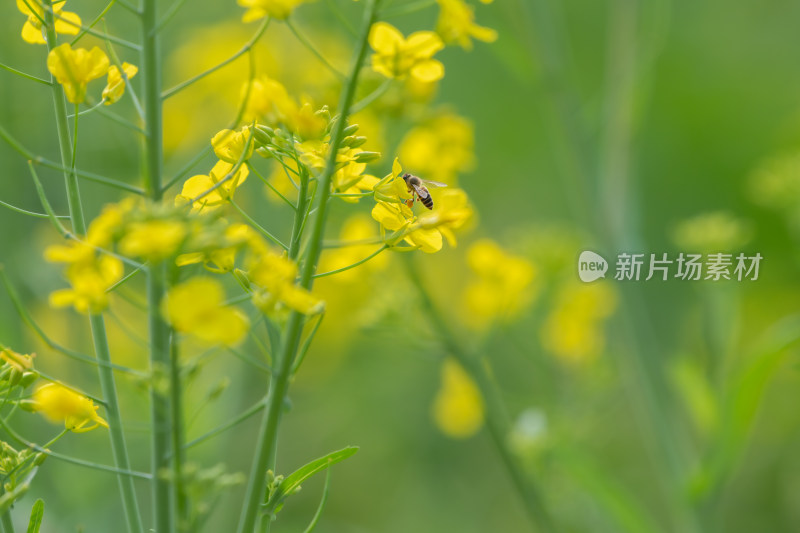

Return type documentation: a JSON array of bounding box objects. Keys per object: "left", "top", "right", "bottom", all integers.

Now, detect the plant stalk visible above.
[
  {"left": 42, "top": 3, "right": 143, "bottom": 533},
  {"left": 141, "top": 0, "right": 173, "bottom": 531},
  {"left": 235, "top": 2, "right": 380, "bottom": 531}
]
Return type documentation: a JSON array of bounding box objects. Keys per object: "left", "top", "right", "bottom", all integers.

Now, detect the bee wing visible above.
[
  {"left": 421, "top": 180, "right": 448, "bottom": 188},
  {"left": 411, "top": 183, "right": 430, "bottom": 198}
]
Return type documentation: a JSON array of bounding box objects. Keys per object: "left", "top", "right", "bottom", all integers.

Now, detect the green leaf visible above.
[
  {"left": 26, "top": 499, "right": 44, "bottom": 533},
  {"left": 263, "top": 446, "right": 358, "bottom": 516}
]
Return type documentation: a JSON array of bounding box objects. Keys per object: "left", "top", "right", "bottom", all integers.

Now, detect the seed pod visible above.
[{"left": 342, "top": 124, "right": 359, "bottom": 136}]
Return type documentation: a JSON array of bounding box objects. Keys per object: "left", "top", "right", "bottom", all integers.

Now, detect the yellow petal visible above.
[
  {"left": 369, "top": 22, "right": 404, "bottom": 53},
  {"left": 53, "top": 11, "right": 82, "bottom": 36},
  {"left": 406, "top": 227, "right": 443, "bottom": 253},
  {"left": 406, "top": 31, "right": 444, "bottom": 58},
  {"left": 21, "top": 20, "right": 45, "bottom": 44},
  {"left": 411, "top": 59, "right": 445, "bottom": 83}
]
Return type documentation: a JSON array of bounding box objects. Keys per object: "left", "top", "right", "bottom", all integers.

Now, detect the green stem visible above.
[
  {"left": 404, "top": 255, "right": 556, "bottom": 533},
  {"left": 141, "top": 0, "right": 173, "bottom": 531},
  {"left": 0, "top": 506, "right": 12, "bottom": 533},
  {"left": 170, "top": 340, "right": 188, "bottom": 531},
  {"left": 235, "top": 2, "right": 380, "bottom": 532},
  {"left": 0, "top": 61, "right": 51, "bottom": 85},
  {"left": 312, "top": 245, "right": 387, "bottom": 278},
  {"left": 42, "top": 3, "right": 143, "bottom": 532}
]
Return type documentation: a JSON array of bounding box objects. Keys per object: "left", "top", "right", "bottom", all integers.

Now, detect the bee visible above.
[{"left": 401, "top": 173, "right": 447, "bottom": 210}]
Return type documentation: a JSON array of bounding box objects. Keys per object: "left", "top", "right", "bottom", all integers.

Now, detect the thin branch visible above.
[{"left": 161, "top": 17, "right": 270, "bottom": 100}]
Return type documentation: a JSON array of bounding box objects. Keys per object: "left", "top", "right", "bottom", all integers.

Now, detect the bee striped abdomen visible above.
[{"left": 419, "top": 194, "right": 433, "bottom": 209}]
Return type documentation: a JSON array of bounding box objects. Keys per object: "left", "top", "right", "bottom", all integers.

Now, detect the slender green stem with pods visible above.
[
  {"left": 404, "top": 255, "right": 557, "bottom": 533},
  {"left": 41, "top": 2, "right": 143, "bottom": 532},
  {"left": 141, "top": 0, "right": 174, "bottom": 531},
  {"left": 236, "top": 2, "right": 380, "bottom": 531}
]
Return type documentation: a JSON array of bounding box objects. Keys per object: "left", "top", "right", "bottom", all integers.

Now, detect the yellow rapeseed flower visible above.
[
  {"left": 164, "top": 277, "right": 250, "bottom": 346},
  {"left": 246, "top": 237, "right": 324, "bottom": 315},
  {"left": 212, "top": 127, "right": 255, "bottom": 164},
  {"left": 47, "top": 43, "right": 109, "bottom": 104},
  {"left": 369, "top": 22, "right": 445, "bottom": 83},
  {"left": 238, "top": 0, "right": 306, "bottom": 21},
  {"left": 34, "top": 383, "right": 108, "bottom": 433},
  {"left": 49, "top": 254, "right": 124, "bottom": 314},
  {"left": 541, "top": 282, "right": 617, "bottom": 365},
  {"left": 463, "top": 239, "right": 536, "bottom": 328},
  {"left": 436, "top": 0, "right": 497, "bottom": 50},
  {"left": 398, "top": 113, "right": 475, "bottom": 184},
  {"left": 17, "top": 0, "right": 81, "bottom": 45},
  {"left": 432, "top": 358, "right": 484, "bottom": 438},
  {"left": 177, "top": 160, "right": 250, "bottom": 212},
  {"left": 102, "top": 62, "right": 138, "bottom": 105},
  {"left": 118, "top": 220, "right": 188, "bottom": 262}
]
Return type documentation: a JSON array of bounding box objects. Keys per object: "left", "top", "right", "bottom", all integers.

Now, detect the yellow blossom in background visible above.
[
  {"left": 238, "top": 0, "right": 306, "bottom": 21},
  {"left": 432, "top": 358, "right": 484, "bottom": 438},
  {"left": 177, "top": 160, "right": 250, "bottom": 212},
  {"left": 436, "top": 0, "right": 498, "bottom": 50},
  {"left": 671, "top": 211, "right": 752, "bottom": 252},
  {"left": 246, "top": 237, "right": 324, "bottom": 315},
  {"left": 102, "top": 63, "right": 138, "bottom": 105},
  {"left": 17, "top": 0, "right": 81, "bottom": 45},
  {"left": 243, "top": 75, "right": 295, "bottom": 122},
  {"left": 118, "top": 220, "right": 188, "bottom": 262},
  {"left": 212, "top": 127, "right": 255, "bottom": 164},
  {"left": 399, "top": 113, "right": 475, "bottom": 184},
  {"left": 284, "top": 100, "right": 329, "bottom": 140},
  {"left": 164, "top": 277, "right": 250, "bottom": 346},
  {"left": 47, "top": 44, "right": 110, "bottom": 104},
  {"left": 48, "top": 254, "right": 124, "bottom": 314},
  {"left": 369, "top": 22, "right": 445, "bottom": 83},
  {"left": 318, "top": 215, "right": 388, "bottom": 282},
  {"left": 176, "top": 223, "right": 254, "bottom": 273},
  {"left": 86, "top": 198, "right": 137, "bottom": 247},
  {"left": 463, "top": 239, "right": 537, "bottom": 328},
  {"left": 34, "top": 383, "right": 108, "bottom": 433},
  {"left": 541, "top": 282, "right": 617, "bottom": 365}
]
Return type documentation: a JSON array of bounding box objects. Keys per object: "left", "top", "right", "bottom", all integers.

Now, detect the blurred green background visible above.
[{"left": 2, "top": 0, "right": 800, "bottom": 531}]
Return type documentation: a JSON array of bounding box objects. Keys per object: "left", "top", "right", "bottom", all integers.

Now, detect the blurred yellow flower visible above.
[
  {"left": 398, "top": 113, "right": 475, "bottom": 184},
  {"left": 34, "top": 383, "right": 108, "bottom": 433},
  {"left": 541, "top": 282, "right": 617, "bottom": 364},
  {"left": 243, "top": 75, "right": 295, "bottom": 122},
  {"left": 432, "top": 358, "right": 484, "bottom": 438},
  {"left": 436, "top": 0, "right": 497, "bottom": 50},
  {"left": 47, "top": 250, "right": 123, "bottom": 314},
  {"left": 86, "top": 198, "right": 137, "bottom": 248},
  {"left": 369, "top": 22, "right": 445, "bottom": 83},
  {"left": 177, "top": 160, "right": 250, "bottom": 212},
  {"left": 17, "top": 0, "right": 81, "bottom": 45},
  {"left": 164, "top": 277, "right": 250, "bottom": 346},
  {"left": 415, "top": 188, "right": 474, "bottom": 246},
  {"left": 318, "top": 215, "right": 387, "bottom": 282},
  {"left": 102, "top": 62, "right": 138, "bottom": 105},
  {"left": 246, "top": 237, "right": 324, "bottom": 315},
  {"left": 47, "top": 44, "right": 109, "bottom": 104},
  {"left": 212, "top": 127, "right": 255, "bottom": 164},
  {"left": 238, "top": 0, "right": 306, "bottom": 21},
  {"left": 119, "top": 220, "right": 188, "bottom": 262},
  {"left": 463, "top": 239, "right": 536, "bottom": 328},
  {"left": 671, "top": 211, "right": 752, "bottom": 252}
]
